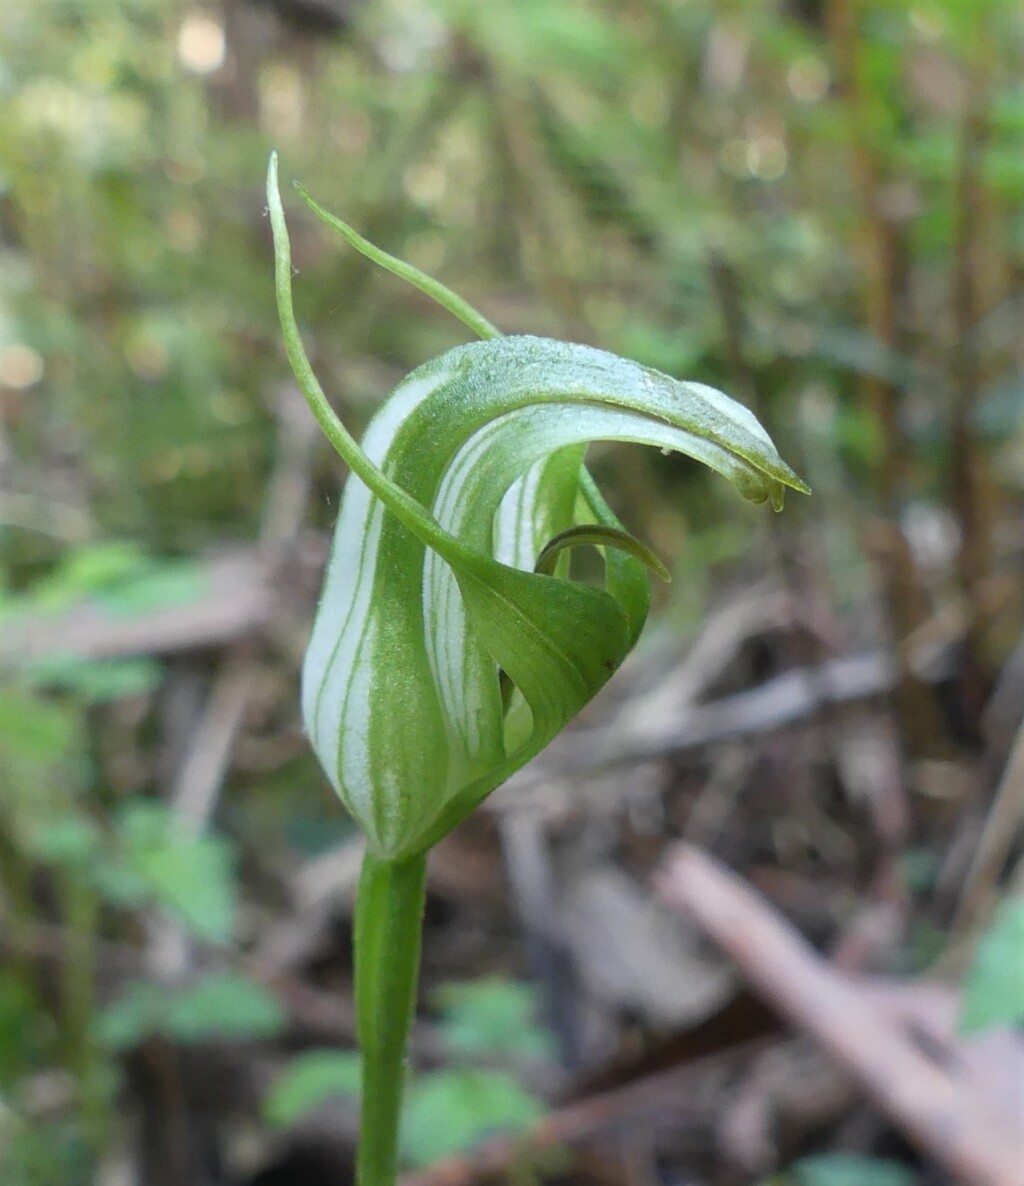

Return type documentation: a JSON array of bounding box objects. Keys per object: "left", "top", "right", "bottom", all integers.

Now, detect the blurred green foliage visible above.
[
  {"left": 401, "top": 1068, "right": 545, "bottom": 1168},
  {"left": 97, "top": 971, "right": 285, "bottom": 1048},
  {"left": 264, "top": 1048, "right": 364, "bottom": 1129},
  {"left": 773, "top": 1153, "right": 919, "bottom": 1186},
  {"left": 263, "top": 977, "right": 551, "bottom": 1165},
  {"left": 433, "top": 975, "right": 557, "bottom": 1061},
  {"left": 959, "top": 895, "right": 1024, "bottom": 1034}
]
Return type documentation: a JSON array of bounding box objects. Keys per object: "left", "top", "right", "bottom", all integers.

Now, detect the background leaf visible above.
[
  {"left": 433, "top": 977, "right": 555, "bottom": 1060},
  {"left": 785, "top": 1154, "right": 918, "bottom": 1186},
  {"left": 263, "top": 1050, "right": 363, "bottom": 1129},
  {"left": 97, "top": 973, "right": 285, "bottom": 1049},
  {"left": 400, "top": 1069, "right": 545, "bottom": 1167},
  {"left": 115, "top": 802, "right": 237, "bottom": 942},
  {"left": 960, "top": 897, "right": 1024, "bottom": 1034}
]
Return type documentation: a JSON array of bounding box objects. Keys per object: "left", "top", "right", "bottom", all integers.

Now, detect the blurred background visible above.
[{"left": 1, "top": 1, "right": 1023, "bottom": 1184}]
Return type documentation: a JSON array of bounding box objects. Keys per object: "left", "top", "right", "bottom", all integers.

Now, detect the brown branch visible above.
[
  {"left": 508, "top": 648, "right": 902, "bottom": 794},
  {"left": 949, "top": 717, "right": 1024, "bottom": 945},
  {"left": 0, "top": 534, "right": 329, "bottom": 669},
  {"left": 950, "top": 59, "right": 993, "bottom": 728},
  {"left": 655, "top": 845, "right": 1022, "bottom": 1186},
  {"left": 826, "top": 0, "right": 940, "bottom": 755},
  {"left": 826, "top": 0, "right": 908, "bottom": 510},
  {"left": 0, "top": 549, "right": 277, "bottom": 667}
]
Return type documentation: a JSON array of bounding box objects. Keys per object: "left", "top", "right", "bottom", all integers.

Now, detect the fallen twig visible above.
[
  {"left": 508, "top": 650, "right": 900, "bottom": 795},
  {"left": 0, "top": 549, "right": 278, "bottom": 666},
  {"left": 655, "top": 845, "right": 1022, "bottom": 1186},
  {"left": 949, "top": 717, "right": 1024, "bottom": 945}
]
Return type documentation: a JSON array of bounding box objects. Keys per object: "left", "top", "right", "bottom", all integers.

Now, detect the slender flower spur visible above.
[{"left": 267, "top": 152, "right": 808, "bottom": 1186}]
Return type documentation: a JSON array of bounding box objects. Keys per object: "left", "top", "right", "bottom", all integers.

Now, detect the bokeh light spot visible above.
[
  {"left": 787, "top": 57, "right": 830, "bottom": 103},
  {"left": 178, "top": 12, "right": 226, "bottom": 75},
  {"left": 0, "top": 344, "right": 44, "bottom": 389}
]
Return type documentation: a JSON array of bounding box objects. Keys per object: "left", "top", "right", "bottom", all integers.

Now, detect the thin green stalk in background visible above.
[{"left": 58, "top": 875, "right": 108, "bottom": 1156}]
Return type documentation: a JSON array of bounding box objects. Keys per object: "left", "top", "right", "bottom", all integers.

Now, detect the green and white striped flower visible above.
[{"left": 268, "top": 154, "right": 808, "bottom": 861}]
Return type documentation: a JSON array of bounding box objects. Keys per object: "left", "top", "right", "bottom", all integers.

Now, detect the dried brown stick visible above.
[
  {"left": 500, "top": 811, "right": 584, "bottom": 1070},
  {"left": 933, "top": 630, "right": 1024, "bottom": 917},
  {"left": 258, "top": 382, "right": 322, "bottom": 555},
  {"left": 826, "top": 0, "right": 942, "bottom": 756},
  {"left": 949, "top": 717, "right": 1024, "bottom": 945},
  {"left": 0, "top": 549, "right": 278, "bottom": 666},
  {"left": 655, "top": 845, "right": 1022, "bottom": 1186},
  {"left": 5, "top": 577, "right": 909, "bottom": 783},
  {"left": 169, "top": 648, "right": 259, "bottom": 836},
  {"left": 950, "top": 57, "right": 993, "bottom": 720},
  {"left": 511, "top": 649, "right": 899, "bottom": 792}
]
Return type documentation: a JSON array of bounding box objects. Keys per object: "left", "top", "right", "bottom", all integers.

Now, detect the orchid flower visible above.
[{"left": 267, "top": 152, "right": 807, "bottom": 1186}]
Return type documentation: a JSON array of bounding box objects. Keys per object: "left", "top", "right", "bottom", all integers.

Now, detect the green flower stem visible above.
[{"left": 354, "top": 849, "right": 428, "bottom": 1186}]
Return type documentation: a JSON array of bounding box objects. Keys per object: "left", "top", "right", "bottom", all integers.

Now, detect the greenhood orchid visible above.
[{"left": 267, "top": 152, "right": 807, "bottom": 1185}]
